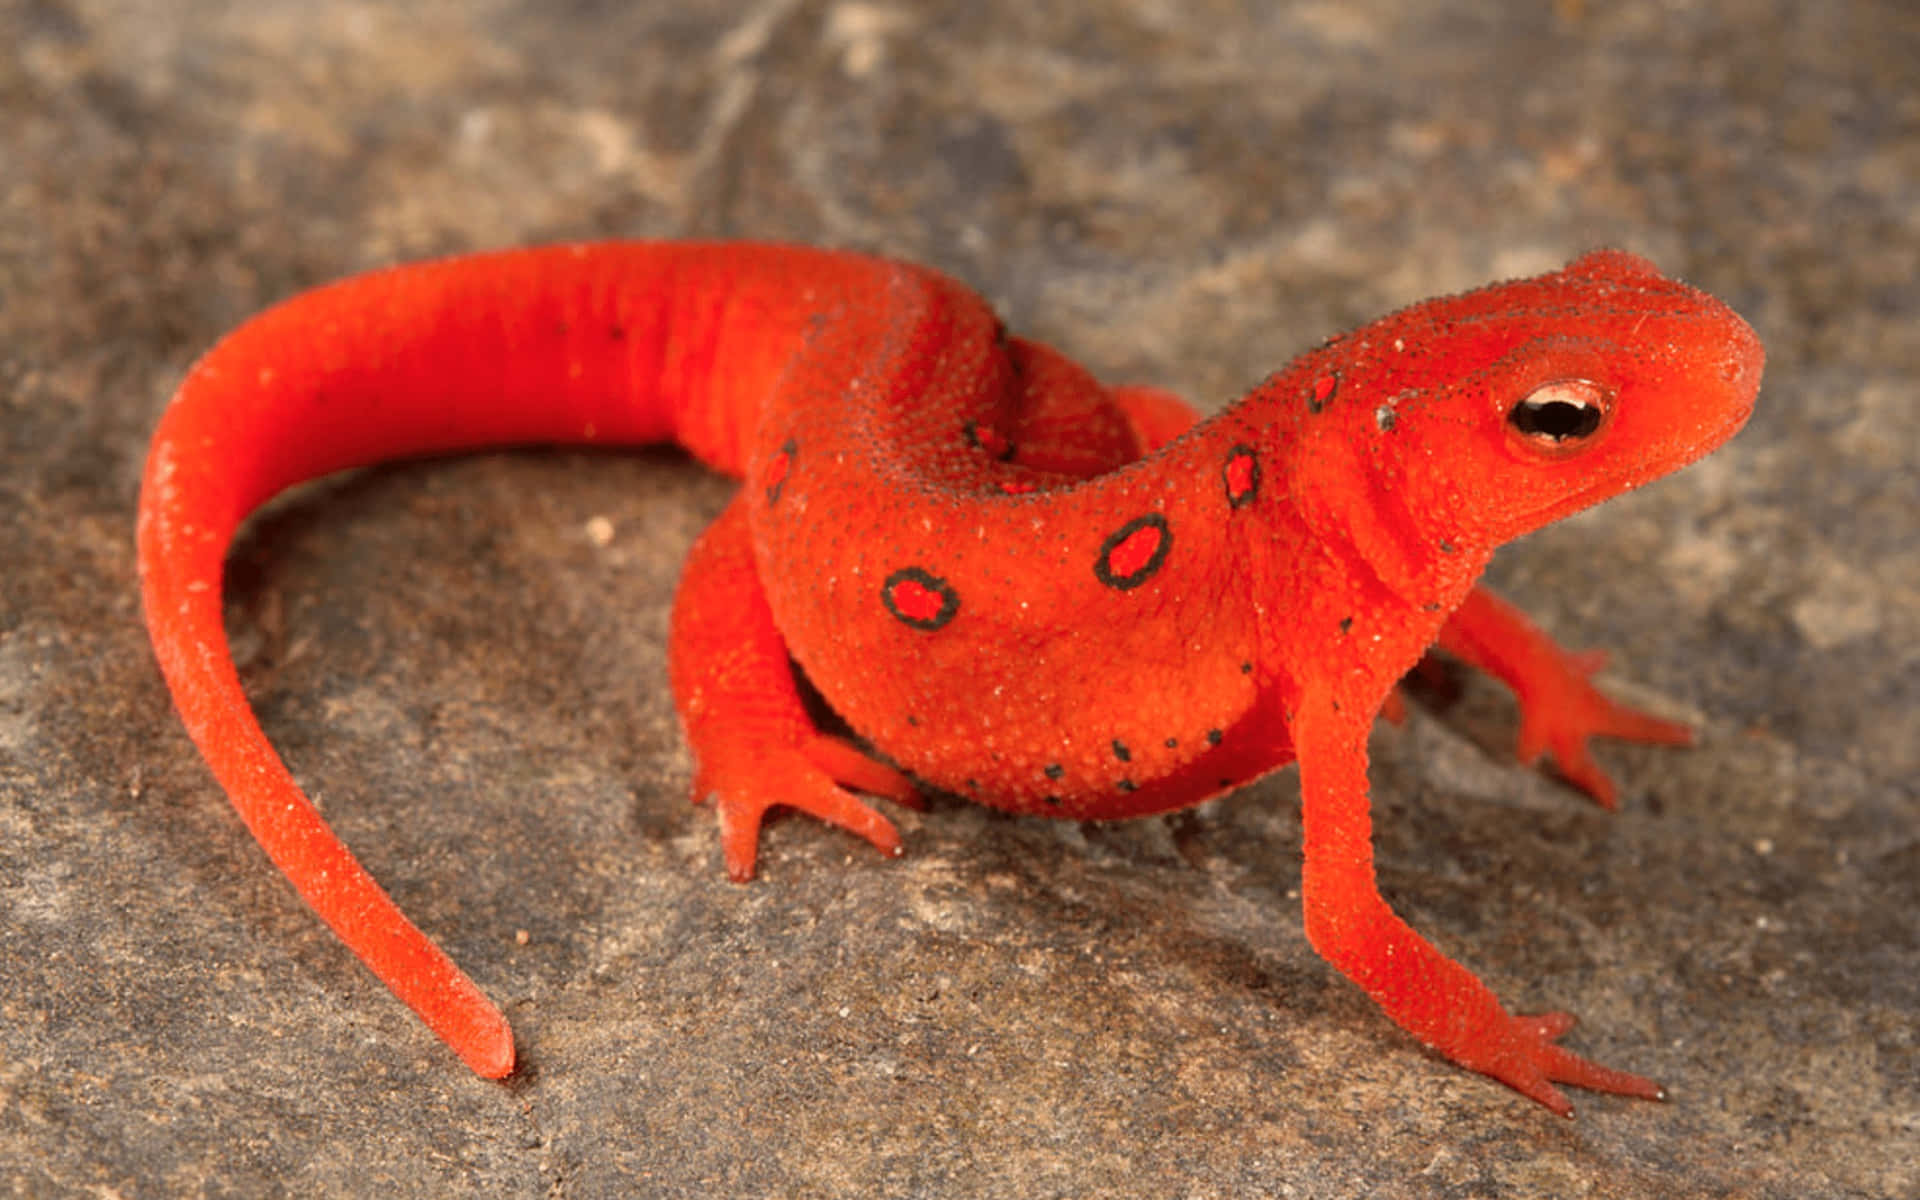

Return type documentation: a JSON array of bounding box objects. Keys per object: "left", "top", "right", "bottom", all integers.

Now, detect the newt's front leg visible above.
[
  {"left": 1294, "top": 690, "right": 1664, "bottom": 1116},
  {"left": 668, "top": 496, "right": 920, "bottom": 880},
  {"left": 1435, "top": 587, "right": 1694, "bottom": 808}
]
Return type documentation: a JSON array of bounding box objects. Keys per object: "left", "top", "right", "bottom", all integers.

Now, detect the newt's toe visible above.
[{"left": 697, "top": 740, "right": 915, "bottom": 881}]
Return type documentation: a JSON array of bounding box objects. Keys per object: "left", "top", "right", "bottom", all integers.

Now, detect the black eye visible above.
[{"left": 1508, "top": 380, "right": 1608, "bottom": 445}]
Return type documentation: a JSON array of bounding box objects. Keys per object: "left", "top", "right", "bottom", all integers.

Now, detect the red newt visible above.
[{"left": 136, "top": 242, "right": 1762, "bottom": 1114}]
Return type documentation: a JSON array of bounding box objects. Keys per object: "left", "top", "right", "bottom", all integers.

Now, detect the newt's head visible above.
[{"left": 1288, "top": 249, "right": 1763, "bottom": 599}]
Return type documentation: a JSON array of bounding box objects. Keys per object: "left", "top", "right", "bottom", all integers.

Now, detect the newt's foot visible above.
[
  {"left": 1516, "top": 648, "right": 1693, "bottom": 809},
  {"left": 1464, "top": 1010, "right": 1665, "bottom": 1118},
  {"left": 694, "top": 733, "right": 920, "bottom": 881}
]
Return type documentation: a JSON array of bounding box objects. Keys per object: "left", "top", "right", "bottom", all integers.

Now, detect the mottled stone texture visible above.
[{"left": 2, "top": 0, "right": 1914, "bottom": 1196}]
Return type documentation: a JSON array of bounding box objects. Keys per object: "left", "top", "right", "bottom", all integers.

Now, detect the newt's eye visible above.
[{"left": 1507, "top": 379, "right": 1609, "bottom": 447}]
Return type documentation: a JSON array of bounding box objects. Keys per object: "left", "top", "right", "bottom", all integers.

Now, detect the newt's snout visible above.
[
  {"left": 1699, "top": 301, "right": 1765, "bottom": 443},
  {"left": 1722, "top": 311, "right": 1765, "bottom": 400}
]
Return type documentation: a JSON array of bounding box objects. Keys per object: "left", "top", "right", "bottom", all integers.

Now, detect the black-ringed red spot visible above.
[
  {"left": 765, "top": 438, "right": 797, "bottom": 505},
  {"left": 1223, "top": 444, "right": 1260, "bottom": 509},
  {"left": 881, "top": 567, "right": 959, "bottom": 632},
  {"left": 964, "top": 419, "right": 1014, "bottom": 461},
  {"left": 1093, "top": 513, "right": 1172, "bottom": 591}
]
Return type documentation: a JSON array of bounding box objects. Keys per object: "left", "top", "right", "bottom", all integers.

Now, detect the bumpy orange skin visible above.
[{"left": 138, "top": 242, "right": 1761, "bottom": 1111}]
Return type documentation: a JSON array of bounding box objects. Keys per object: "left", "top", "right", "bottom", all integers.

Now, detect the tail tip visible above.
[{"left": 459, "top": 1022, "right": 518, "bottom": 1080}]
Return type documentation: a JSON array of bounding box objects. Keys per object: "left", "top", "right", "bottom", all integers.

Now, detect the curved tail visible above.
[{"left": 136, "top": 241, "right": 877, "bottom": 1075}]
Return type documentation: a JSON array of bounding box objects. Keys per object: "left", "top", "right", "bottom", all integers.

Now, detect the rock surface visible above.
[{"left": 2, "top": 1, "right": 1914, "bottom": 1195}]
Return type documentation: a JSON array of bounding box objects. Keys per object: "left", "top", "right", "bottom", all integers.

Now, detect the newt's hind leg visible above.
[
  {"left": 669, "top": 495, "right": 919, "bottom": 881},
  {"left": 1434, "top": 587, "right": 1693, "bottom": 808},
  {"left": 1110, "top": 384, "right": 1202, "bottom": 454}
]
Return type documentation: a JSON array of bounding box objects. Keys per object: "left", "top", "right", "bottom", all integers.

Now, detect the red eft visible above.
[{"left": 136, "top": 242, "right": 1763, "bottom": 1115}]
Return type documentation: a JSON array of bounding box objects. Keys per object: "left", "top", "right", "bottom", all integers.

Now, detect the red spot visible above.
[
  {"left": 764, "top": 438, "right": 795, "bottom": 504},
  {"left": 1095, "top": 514, "right": 1173, "bottom": 590},
  {"left": 892, "top": 579, "right": 944, "bottom": 621},
  {"left": 965, "top": 420, "right": 1013, "bottom": 460},
  {"left": 1309, "top": 372, "right": 1339, "bottom": 413},
  {"left": 999, "top": 480, "right": 1036, "bottom": 494},
  {"left": 882, "top": 567, "right": 960, "bottom": 631},
  {"left": 1223, "top": 445, "right": 1259, "bottom": 508},
  {"left": 1109, "top": 525, "right": 1161, "bottom": 578}
]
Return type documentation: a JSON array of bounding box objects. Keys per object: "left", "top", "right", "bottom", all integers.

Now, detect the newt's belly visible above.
[{"left": 758, "top": 485, "right": 1276, "bottom": 818}]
